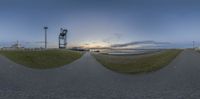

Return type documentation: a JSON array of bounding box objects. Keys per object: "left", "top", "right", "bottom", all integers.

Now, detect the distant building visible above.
[
  {"left": 195, "top": 47, "right": 200, "bottom": 50},
  {"left": 11, "top": 41, "right": 21, "bottom": 48},
  {"left": 1, "top": 41, "right": 24, "bottom": 50},
  {"left": 70, "top": 47, "right": 89, "bottom": 51}
]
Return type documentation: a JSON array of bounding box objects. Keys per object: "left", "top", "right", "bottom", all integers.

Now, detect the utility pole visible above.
[{"left": 44, "top": 27, "right": 48, "bottom": 49}]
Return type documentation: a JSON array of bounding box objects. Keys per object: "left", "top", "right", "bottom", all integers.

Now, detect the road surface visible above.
[{"left": 0, "top": 50, "right": 200, "bottom": 99}]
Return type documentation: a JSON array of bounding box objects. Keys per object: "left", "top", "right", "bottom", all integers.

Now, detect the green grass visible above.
[
  {"left": 93, "top": 50, "right": 181, "bottom": 74},
  {"left": 0, "top": 50, "right": 83, "bottom": 69}
]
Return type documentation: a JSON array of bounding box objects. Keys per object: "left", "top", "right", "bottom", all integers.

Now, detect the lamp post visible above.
[{"left": 44, "top": 27, "right": 48, "bottom": 49}]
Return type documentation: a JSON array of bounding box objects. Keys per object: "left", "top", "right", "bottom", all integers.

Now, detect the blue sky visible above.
[{"left": 0, "top": 0, "right": 200, "bottom": 48}]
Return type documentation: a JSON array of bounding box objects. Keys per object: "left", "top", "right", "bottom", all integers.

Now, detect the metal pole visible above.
[
  {"left": 45, "top": 29, "right": 47, "bottom": 49},
  {"left": 44, "top": 27, "right": 48, "bottom": 49}
]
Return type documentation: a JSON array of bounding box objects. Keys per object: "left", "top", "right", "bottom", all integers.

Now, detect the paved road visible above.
[{"left": 0, "top": 50, "right": 200, "bottom": 99}]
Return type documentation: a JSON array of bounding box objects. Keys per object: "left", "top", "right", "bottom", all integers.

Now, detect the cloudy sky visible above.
[{"left": 0, "top": 0, "right": 200, "bottom": 48}]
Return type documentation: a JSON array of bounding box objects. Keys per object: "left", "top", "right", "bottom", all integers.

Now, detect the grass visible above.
[
  {"left": 93, "top": 49, "right": 181, "bottom": 74},
  {"left": 0, "top": 50, "right": 83, "bottom": 69}
]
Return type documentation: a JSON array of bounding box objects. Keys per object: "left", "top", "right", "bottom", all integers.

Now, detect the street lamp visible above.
[{"left": 44, "top": 27, "right": 48, "bottom": 49}]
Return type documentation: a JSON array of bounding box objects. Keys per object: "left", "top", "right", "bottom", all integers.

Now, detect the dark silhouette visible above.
[{"left": 59, "top": 28, "right": 68, "bottom": 49}]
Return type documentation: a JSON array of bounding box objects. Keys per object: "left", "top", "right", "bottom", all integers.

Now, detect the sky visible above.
[{"left": 0, "top": 0, "right": 200, "bottom": 48}]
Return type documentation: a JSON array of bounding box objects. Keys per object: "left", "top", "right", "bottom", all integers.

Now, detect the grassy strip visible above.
[
  {"left": 0, "top": 50, "right": 83, "bottom": 69},
  {"left": 93, "top": 50, "right": 181, "bottom": 74}
]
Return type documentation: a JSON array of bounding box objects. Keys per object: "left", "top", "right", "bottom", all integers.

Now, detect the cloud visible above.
[
  {"left": 101, "top": 33, "right": 123, "bottom": 44},
  {"left": 111, "top": 40, "right": 170, "bottom": 48},
  {"left": 84, "top": 43, "right": 89, "bottom": 45},
  {"left": 114, "top": 33, "right": 122, "bottom": 40}
]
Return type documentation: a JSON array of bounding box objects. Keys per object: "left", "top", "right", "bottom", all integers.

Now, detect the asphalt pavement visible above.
[{"left": 0, "top": 50, "right": 200, "bottom": 99}]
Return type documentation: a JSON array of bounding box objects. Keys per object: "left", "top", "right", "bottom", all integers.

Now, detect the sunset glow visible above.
[{"left": 0, "top": 0, "right": 200, "bottom": 49}]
